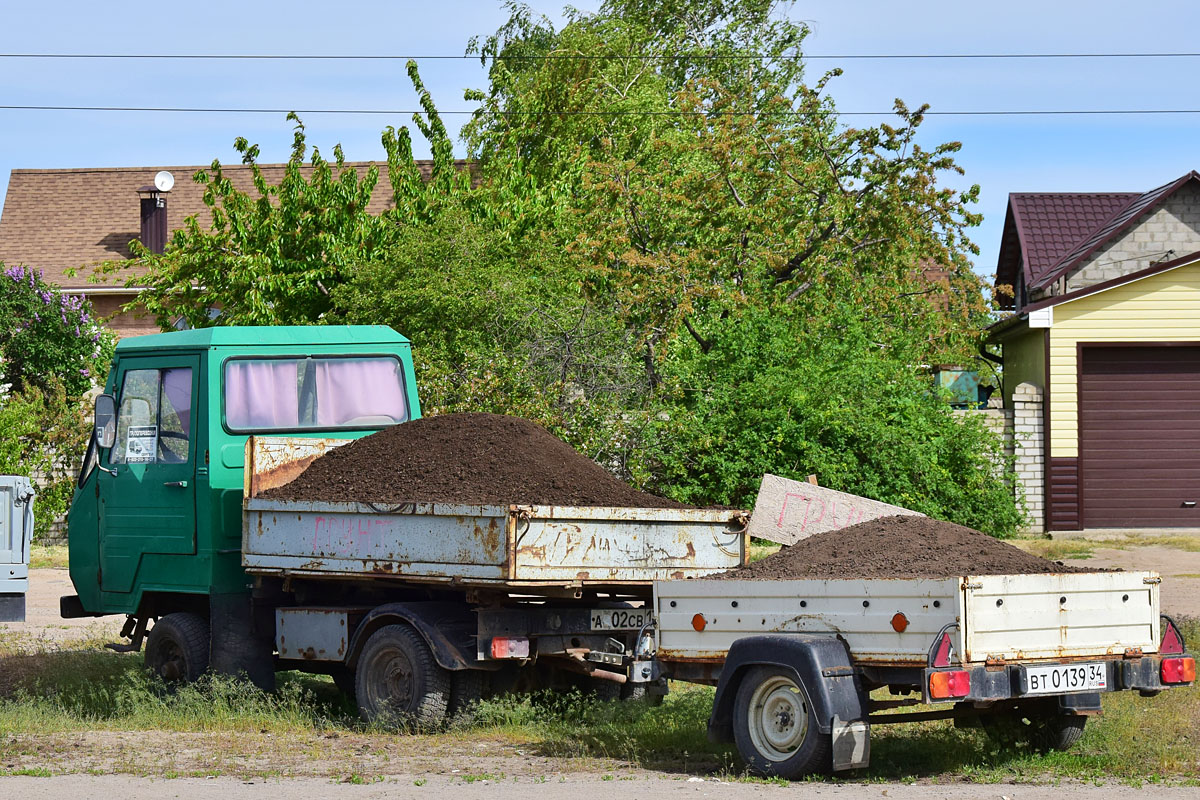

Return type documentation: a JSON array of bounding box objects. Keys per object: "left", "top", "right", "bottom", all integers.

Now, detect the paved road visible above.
[{"left": 5, "top": 774, "right": 1199, "bottom": 800}]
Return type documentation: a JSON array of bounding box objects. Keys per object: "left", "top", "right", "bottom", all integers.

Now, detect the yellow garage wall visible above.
[
  {"left": 1049, "top": 259, "right": 1200, "bottom": 457},
  {"left": 999, "top": 326, "right": 1046, "bottom": 407}
]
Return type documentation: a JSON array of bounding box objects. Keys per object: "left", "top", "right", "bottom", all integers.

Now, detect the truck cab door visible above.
[{"left": 97, "top": 355, "right": 199, "bottom": 594}]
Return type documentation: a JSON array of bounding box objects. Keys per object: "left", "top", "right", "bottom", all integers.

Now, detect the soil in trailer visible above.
[
  {"left": 717, "top": 515, "right": 1099, "bottom": 579},
  {"left": 262, "top": 412, "right": 684, "bottom": 509}
]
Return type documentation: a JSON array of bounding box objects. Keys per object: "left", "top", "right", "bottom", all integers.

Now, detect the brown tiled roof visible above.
[
  {"left": 994, "top": 171, "right": 1200, "bottom": 309},
  {"left": 0, "top": 161, "right": 445, "bottom": 290}
]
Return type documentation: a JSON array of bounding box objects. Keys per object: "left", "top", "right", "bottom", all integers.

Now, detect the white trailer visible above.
[{"left": 644, "top": 572, "right": 1193, "bottom": 778}]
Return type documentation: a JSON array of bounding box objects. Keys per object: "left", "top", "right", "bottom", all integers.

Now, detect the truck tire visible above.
[
  {"left": 145, "top": 612, "right": 210, "bottom": 683},
  {"left": 448, "top": 669, "right": 486, "bottom": 720},
  {"left": 981, "top": 710, "right": 1087, "bottom": 752},
  {"left": 733, "top": 666, "right": 831, "bottom": 779},
  {"left": 332, "top": 667, "right": 357, "bottom": 701},
  {"left": 355, "top": 624, "right": 450, "bottom": 730}
]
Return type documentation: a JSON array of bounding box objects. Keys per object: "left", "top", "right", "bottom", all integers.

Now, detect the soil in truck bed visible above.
[
  {"left": 717, "top": 515, "right": 1097, "bottom": 579},
  {"left": 261, "top": 412, "right": 685, "bottom": 509}
]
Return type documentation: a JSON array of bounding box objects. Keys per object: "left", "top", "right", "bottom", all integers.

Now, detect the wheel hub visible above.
[{"left": 747, "top": 675, "right": 810, "bottom": 761}]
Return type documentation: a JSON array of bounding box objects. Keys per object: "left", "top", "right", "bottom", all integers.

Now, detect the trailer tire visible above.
[
  {"left": 145, "top": 612, "right": 210, "bottom": 684},
  {"left": 982, "top": 710, "right": 1087, "bottom": 752},
  {"left": 733, "top": 666, "right": 831, "bottom": 779},
  {"left": 355, "top": 624, "right": 450, "bottom": 730}
]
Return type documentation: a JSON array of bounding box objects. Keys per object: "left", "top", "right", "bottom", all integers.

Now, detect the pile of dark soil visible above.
[
  {"left": 717, "top": 515, "right": 1097, "bottom": 579},
  {"left": 262, "top": 412, "right": 684, "bottom": 509}
]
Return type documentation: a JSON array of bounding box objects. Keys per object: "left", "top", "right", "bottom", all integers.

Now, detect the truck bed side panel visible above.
[{"left": 243, "top": 500, "right": 745, "bottom": 584}]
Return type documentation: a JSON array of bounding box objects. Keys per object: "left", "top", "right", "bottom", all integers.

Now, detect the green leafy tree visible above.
[{"left": 0, "top": 264, "right": 111, "bottom": 538}]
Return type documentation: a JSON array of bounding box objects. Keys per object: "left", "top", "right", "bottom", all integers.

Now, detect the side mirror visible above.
[{"left": 95, "top": 394, "right": 116, "bottom": 449}]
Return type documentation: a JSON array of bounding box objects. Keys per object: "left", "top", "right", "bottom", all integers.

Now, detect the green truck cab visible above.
[{"left": 64, "top": 325, "right": 419, "bottom": 678}]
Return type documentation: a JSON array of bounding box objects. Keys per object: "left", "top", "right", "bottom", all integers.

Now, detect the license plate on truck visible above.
[
  {"left": 1024, "top": 662, "right": 1107, "bottom": 695},
  {"left": 590, "top": 608, "right": 651, "bottom": 631}
]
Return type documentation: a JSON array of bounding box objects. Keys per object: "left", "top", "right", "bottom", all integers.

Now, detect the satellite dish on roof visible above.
[{"left": 153, "top": 170, "right": 175, "bottom": 192}]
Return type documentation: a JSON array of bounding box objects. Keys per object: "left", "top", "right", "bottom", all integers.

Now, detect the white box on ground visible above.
[{"left": 747, "top": 473, "right": 922, "bottom": 545}]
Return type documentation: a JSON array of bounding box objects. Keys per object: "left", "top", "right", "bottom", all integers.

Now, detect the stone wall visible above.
[
  {"left": 1066, "top": 184, "right": 1200, "bottom": 291},
  {"left": 1011, "top": 382, "right": 1045, "bottom": 532},
  {"left": 957, "top": 381, "right": 1044, "bottom": 533}
]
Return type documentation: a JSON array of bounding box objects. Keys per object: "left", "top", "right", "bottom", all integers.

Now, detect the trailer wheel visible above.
[
  {"left": 145, "top": 613, "right": 210, "bottom": 683},
  {"left": 733, "top": 666, "right": 831, "bottom": 779},
  {"left": 982, "top": 710, "right": 1087, "bottom": 752},
  {"left": 355, "top": 624, "right": 449, "bottom": 730}
]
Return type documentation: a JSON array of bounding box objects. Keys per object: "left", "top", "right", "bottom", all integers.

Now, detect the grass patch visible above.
[
  {"left": 747, "top": 539, "right": 780, "bottom": 563},
  {"left": 1011, "top": 537, "right": 1097, "bottom": 561},
  {"left": 28, "top": 544, "right": 69, "bottom": 570},
  {"left": 0, "top": 621, "right": 1198, "bottom": 782}
]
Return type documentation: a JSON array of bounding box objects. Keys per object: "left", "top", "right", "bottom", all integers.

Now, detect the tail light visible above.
[
  {"left": 929, "top": 670, "right": 971, "bottom": 699},
  {"left": 490, "top": 637, "right": 530, "bottom": 659},
  {"left": 1161, "top": 657, "right": 1196, "bottom": 684}
]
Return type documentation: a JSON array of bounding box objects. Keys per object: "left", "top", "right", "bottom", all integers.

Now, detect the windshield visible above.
[{"left": 224, "top": 356, "right": 408, "bottom": 432}]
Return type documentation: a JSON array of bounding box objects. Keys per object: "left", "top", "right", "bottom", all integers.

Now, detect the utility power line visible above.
[
  {"left": 3, "top": 104, "right": 1200, "bottom": 117},
  {"left": 0, "top": 51, "right": 1199, "bottom": 61}
]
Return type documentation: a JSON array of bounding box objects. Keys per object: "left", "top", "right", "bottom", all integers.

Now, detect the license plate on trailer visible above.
[
  {"left": 589, "top": 608, "right": 651, "bottom": 631},
  {"left": 1024, "top": 662, "right": 1108, "bottom": 695}
]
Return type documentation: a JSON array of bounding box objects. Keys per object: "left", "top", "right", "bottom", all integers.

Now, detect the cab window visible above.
[
  {"left": 111, "top": 367, "right": 193, "bottom": 464},
  {"left": 223, "top": 356, "right": 408, "bottom": 432}
]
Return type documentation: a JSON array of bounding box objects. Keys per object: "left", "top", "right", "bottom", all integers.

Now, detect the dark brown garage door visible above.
[{"left": 1080, "top": 345, "right": 1200, "bottom": 527}]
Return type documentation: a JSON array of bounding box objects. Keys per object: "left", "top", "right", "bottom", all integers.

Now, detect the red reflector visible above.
[
  {"left": 1162, "top": 619, "right": 1186, "bottom": 655},
  {"left": 490, "top": 637, "right": 530, "bottom": 659},
  {"left": 929, "top": 670, "right": 970, "bottom": 699},
  {"left": 692, "top": 613, "right": 707, "bottom": 632},
  {"left": 891, "top": 612, "right": 909, "bottom": 633},
  {"left": 932, "top": 632, "right": 953, "bottom": 667},
  {"left": 1161, "top": 657, "right": 1196, "bottom": 684}
]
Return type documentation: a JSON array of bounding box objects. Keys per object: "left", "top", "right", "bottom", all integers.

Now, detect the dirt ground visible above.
[
  {"left": 0, "top": 568, "right": 121, "bottom": 642},
  {"left": 4, "top": 773, "right": 1199, "bottom": 800}
]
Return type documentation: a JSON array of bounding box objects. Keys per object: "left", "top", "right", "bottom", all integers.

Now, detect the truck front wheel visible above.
[
  {"left": 733, "top": 666, "right": 831, "bottom": 779},
  {"left": 355, "top": 624, "right": 450, "bottom": 730},
  {"left": 144, "top": 612, "right": 210, "bottom": 683}
]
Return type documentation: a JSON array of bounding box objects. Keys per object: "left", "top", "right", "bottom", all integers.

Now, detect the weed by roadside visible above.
[{"left": 27, "top": 545, "right": 69, "bottom": 570}]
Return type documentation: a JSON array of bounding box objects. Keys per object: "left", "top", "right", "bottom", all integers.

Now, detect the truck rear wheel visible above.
[
  {"left": 355, "top": 624, "right": 450, "bottom": 730},
  {"left": 733, "top": 666, "right": 831, "bottom": 779},
  {"left": 145, "top": 612, "right": 210, "bottom": 683}
]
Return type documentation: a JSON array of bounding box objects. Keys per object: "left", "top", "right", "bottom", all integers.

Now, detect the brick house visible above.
[
  {"left": 0, "top": 162, "right": 428, "bottom": 338},
  {"left": 989, "top": 171, "right": 1200, "bottom": 532}
]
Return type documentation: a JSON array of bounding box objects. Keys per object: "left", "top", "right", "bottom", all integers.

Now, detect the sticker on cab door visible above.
[{"left": 125, "top": 425, "right": 158, "bottom": 463}]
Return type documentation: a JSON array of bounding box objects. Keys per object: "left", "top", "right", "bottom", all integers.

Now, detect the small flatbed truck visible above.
[{"left": 63, "top": 326, "right": 1194, "bottom": 780}]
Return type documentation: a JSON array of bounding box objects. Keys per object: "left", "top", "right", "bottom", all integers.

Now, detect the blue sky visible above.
[{"left": 2, "top": 0, "right": 1199, "bottom": 280}]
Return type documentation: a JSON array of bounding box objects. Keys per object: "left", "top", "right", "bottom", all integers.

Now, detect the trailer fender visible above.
[
  {"left": 707, "top": 634, "right": 866, "bottom": 742},
  {"left": 346, "top": 601, "right": 485, "bottom": 672}
]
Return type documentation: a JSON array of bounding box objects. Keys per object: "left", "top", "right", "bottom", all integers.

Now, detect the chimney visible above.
[{"left": 137, "top": 171, "right": 174, "bottom": 254}]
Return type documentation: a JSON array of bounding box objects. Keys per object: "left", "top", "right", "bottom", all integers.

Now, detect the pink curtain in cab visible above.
[
  {"left": 314, "top": 359, "right": 407, "bottom": 426},
  {"left": 225, "top": 360, "right": 299, "bottom": 429}
]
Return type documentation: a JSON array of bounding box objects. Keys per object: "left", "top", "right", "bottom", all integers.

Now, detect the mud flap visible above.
[
  {"left": 210, "top": 592, "right": 275, "bottom": 691},
  {"left": 831, "top": 715, "right": 870, "bottom": 771}
]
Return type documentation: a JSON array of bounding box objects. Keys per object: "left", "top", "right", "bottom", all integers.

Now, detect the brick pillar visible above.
[{"left": 1012, "top": 382, "right": 1045, "bottom": 533}]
